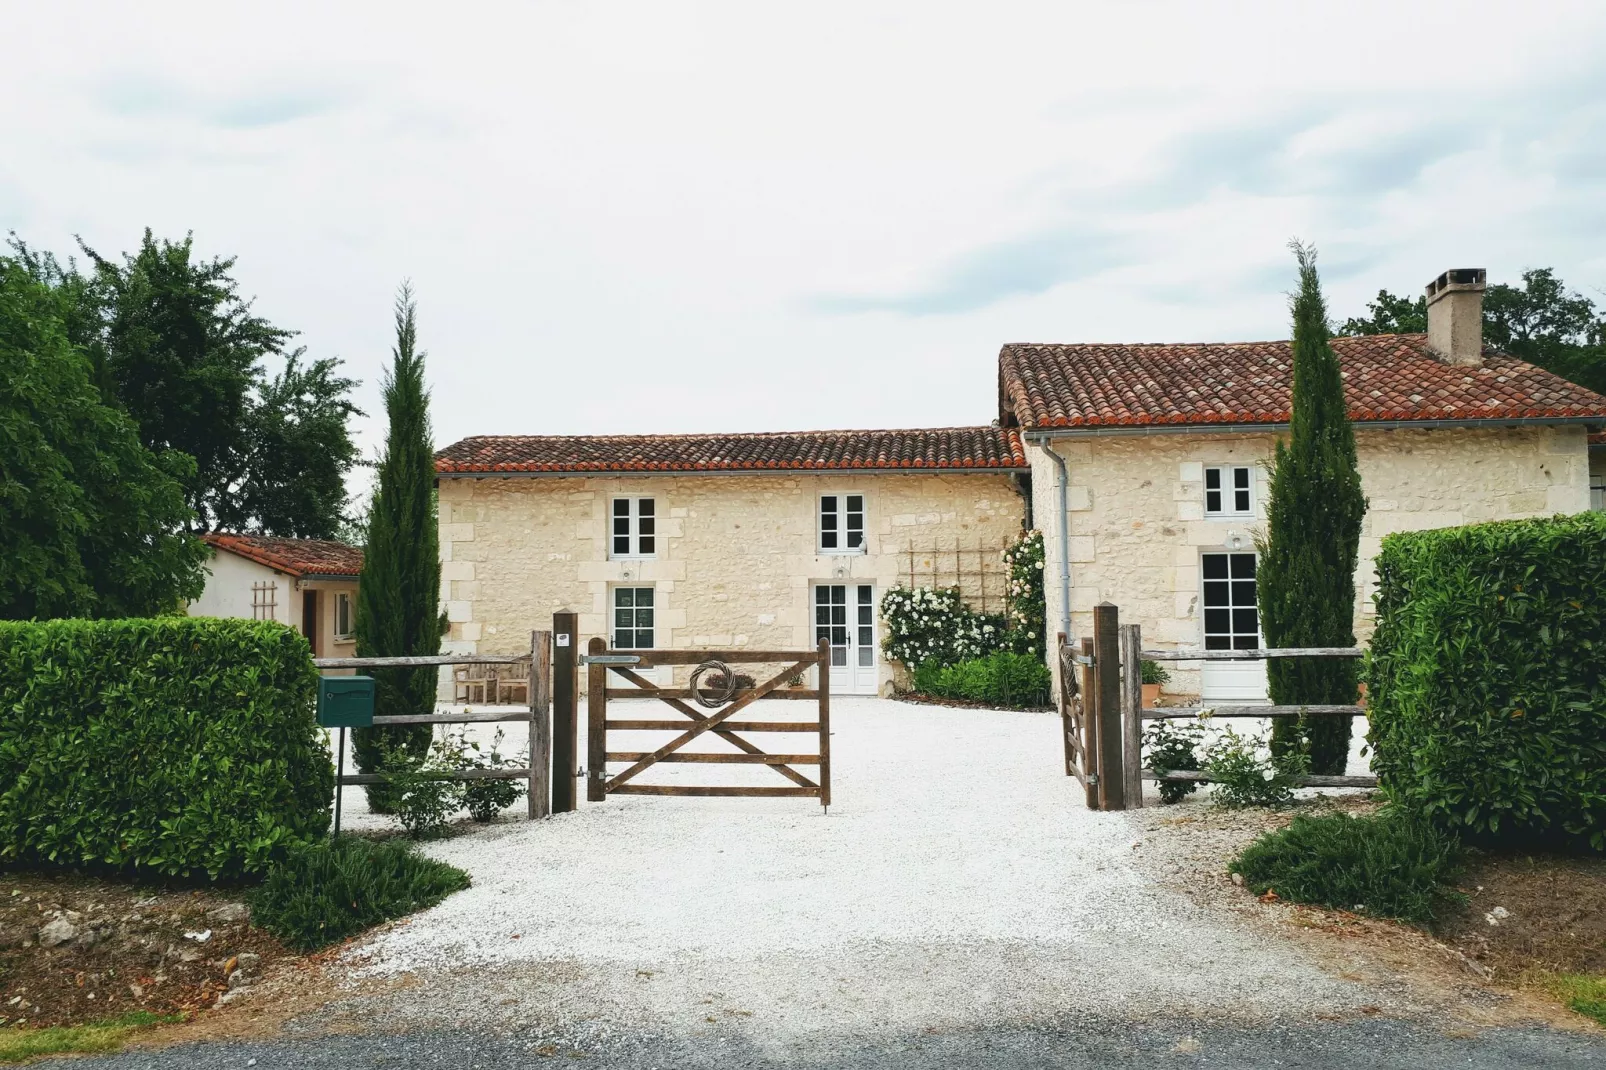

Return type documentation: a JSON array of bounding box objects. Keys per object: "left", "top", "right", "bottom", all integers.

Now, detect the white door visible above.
[
  {"left": 814, "top": 584, "right": 878, "bottom": 695},
  {"left": 1200, "top": 552, "right": 1268, "bottom": 703}
]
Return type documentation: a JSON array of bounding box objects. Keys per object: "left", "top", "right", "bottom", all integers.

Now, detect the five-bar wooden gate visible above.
[{"left": 585, "top": 638, "right": 831, "bottom": 807}]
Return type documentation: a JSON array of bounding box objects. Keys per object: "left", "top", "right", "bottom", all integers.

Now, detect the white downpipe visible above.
[{"left": 1043, "top": 441, "right": 1072, "bottom": 642}]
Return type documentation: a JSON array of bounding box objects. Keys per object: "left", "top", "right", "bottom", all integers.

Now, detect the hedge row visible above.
[
  {"left": 1365, "top": 512, "right": 1606, "bottom": 849},
  {"left": 911, "top": 651, "right": 1052, "bottom": 708},
  {"left": 0, "top": 617, "right": 334, "bottom": 878}
]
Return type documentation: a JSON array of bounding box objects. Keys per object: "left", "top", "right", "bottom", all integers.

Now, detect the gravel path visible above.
[{"left": 319, "top": 697, "right": 1448, "bottom": 1050}]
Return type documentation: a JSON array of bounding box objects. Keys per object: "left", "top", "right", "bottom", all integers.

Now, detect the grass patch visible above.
[
  {"left": 0, "top": 1011, "right": 182, "bottom": 1064},
  {"left": 1551, "top": 975, "right": 1606, "bottom": 1027},
  {"left": 246, "top": 836, "right": 470, "bottom": 951},
  {"left": 1230, "top": 810, "right": 1465, "bottom": 925}
]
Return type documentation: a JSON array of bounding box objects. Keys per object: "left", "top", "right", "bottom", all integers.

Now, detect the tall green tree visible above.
[
  {"left": 352, "top": 284, "right": 442, "bottom": 808},
  {"left": 0, "top": 252, "right": 207, "bottom": 619},
  {"left": 13, "top": 230, "right": 362, "bottom": 538},
  {"left": 1342, "top": 267, "right": 1606, "bottom": 396},
  {"left": 1260, "top": 243, "right": 1368, "bottom": 774}
]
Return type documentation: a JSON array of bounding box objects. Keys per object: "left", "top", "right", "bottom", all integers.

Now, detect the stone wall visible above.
[
  {"left": 1031, "top": 425, "right": 1593, "bottom": 695},
  {"left": 437, "top": 471, "right": 1027, "bottom": 695}
]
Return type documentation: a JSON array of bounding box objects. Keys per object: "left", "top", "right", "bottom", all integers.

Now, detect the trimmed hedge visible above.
[
  {"left": 0, "top": 617, "right": 334, "bottom": 878},
  {"left": 1365, "top": 513, "right": 1606, "bottom": 849},
  {"left": 911, "top": 651, "right": 1052, "bottom": 708}
]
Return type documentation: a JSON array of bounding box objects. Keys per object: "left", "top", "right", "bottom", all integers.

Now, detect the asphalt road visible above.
[{"left": 80, "top": 1018, "right": 1606, "bottom": 1069}]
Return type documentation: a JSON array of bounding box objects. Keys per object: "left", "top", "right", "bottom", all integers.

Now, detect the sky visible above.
[{"left": 5, "top": 0, "right": 1605, "bottom": 480}]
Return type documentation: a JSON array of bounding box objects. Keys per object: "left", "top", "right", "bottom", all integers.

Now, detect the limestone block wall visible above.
[
  {"left": 1031, "top": 425, "right": 1592, "bottom": 695},
  {"left": 436, "top": 471, "right": 1026, "bottom": 695}
]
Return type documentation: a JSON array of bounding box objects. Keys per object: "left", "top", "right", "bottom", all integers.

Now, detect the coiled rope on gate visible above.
[{"left": 687, "top": 659, "right": 738, "bottom": 708}]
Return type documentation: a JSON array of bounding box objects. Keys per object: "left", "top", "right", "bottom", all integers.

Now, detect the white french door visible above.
[
  {"left": 814, "top": 584, "right": 878, "bottom": 695},
  {"left": 1200, "top": 551, "right": 1268, "bottom": 702}
]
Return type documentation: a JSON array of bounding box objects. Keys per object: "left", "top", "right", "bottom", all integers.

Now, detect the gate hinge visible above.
[{"left": 580, "top": 654, "right": 642, "bottom": 666}]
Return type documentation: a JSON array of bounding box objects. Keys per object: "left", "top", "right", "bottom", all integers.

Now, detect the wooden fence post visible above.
[
  {"left": 586, "top": 637, "right": 607, "bottom": 802},
  {"left": 817, "top": 638, "right": 831, "bottom": 811},
  {"left": 1093, "top": 602, "right": 1125, "bottom": 811},
  {"left": 551, "top": 611, "right": 579, "bottom": 814},
  {"left": 1055, "top": 631, "right": 1072, "bottom": 778},
  {"left": 528, "top": 630, "right": 552, "bottom": 820},
  {"left": 1119, "top": 622, "right": 1143, "bottom": 809},
  {"left": 1079, "top": 636, "right": 1098, "bottom": 810}
]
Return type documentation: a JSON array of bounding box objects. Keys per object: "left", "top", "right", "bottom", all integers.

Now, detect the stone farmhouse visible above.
[
  {"left": 190, "top": 533, "right": 362, "bottom": 660},
  {"left": 437, "top": 269, "right": 1606, "bottom": 700}
]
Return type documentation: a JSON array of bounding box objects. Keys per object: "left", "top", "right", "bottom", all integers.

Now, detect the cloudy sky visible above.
[{"left": 5, "top": 0, "right": 1604, "bottom": 471}]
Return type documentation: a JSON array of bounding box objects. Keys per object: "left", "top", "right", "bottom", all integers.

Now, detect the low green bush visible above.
[
  {"left": 1140, "top": 660, "right": 1171, "bottom": 686},
  {"left": 1230, "top": 811, "right": 1465, "bottom": 925},
  {"left": 1203, "top": 726, "right": 1310, "bottom": 809},
  {"left": 1366, "top": 513, "right": 1606, "bottom": 849},
  {"left": 0, "top": 617, "right": 333, "bottom": 878},
  {"left": 1143, "top": 719, "right": 1205, "bottom": 804},
  {"left": 910, "top": 651, "right": 1051, "bottom": 708},
  {"left": 246, "top": 836, "right": 470, "bottom": 951}
]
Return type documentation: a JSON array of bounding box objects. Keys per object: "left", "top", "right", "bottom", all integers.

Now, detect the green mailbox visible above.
[{"left": 317, "top": 675, "right": 375, "bottom": 728}]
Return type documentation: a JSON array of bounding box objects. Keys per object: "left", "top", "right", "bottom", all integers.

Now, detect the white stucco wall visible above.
[
  {"left": 187, "top": 551, "right": 358, "bottom": 658},
  {"left": 436, "top": 471, "right": 1027, "bottom": 695},
  {"left": 1030, "top": 424, "right": 1593, "bottom": 696}
]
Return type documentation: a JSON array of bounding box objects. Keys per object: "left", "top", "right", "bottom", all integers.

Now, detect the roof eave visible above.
[
  {"left": 435, "top": 465, "right": 1030, "bottom": 479},
  {"left": 1023, "top": 415, "right": 1606, "bottom": 440}
]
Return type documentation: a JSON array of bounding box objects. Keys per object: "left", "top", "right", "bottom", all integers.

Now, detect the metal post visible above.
[
  {"left": 334, "top": 726, "right": 346, "bottom": 837},
  {"left": 551, "top": 611, "right": 579, "bottom": 814},
  {"left": 1093, "top": 602, "right": 1126, "bottom": 811}
]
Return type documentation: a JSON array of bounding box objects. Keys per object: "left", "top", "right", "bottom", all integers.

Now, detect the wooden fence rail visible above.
[
  {"left": 1057, "top": 604, "right": 1378, "bottom": 810},
  {"left": 312, "top": 629, "right": 553, "bottom": 820}
]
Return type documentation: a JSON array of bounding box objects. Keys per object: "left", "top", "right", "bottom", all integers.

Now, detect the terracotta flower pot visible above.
[{"left": 1142, "top": 682, "right": 1161, "bottom": 709}]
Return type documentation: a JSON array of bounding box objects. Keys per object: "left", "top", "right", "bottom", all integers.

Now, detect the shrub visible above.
[
  {"left": 1140, "top": 660, "right": 1171, "bottom": 686},
  {"left": 1230, "top": 811, "right": 1465, "bottom": 925},
  {"left": 1143, "top": 719, "right": 1205, "bottom": 804},
  {"left": 246, "top": 836, "right": 470, "bottom": 951},
  {"left": 1001, "top": 528, "right": 1046, "bottom": 656},
  {"left": 910, "top": 651, "right": 1051, "bottom": 708},
  {"left": 880, "top": 586, "right": 1007, "bottom": 668},
  {"left": 1365, "top": 513, "right": 1606, "bottom": 849},
  {"left": 462, "top": 728, "right": 527, "bottom": 822},
  {"left": 1202, "top": 725, "right": 1309, "bottom": 808},
  {"left": 0, "top": 617, "right": 332, "bottom": 878}
]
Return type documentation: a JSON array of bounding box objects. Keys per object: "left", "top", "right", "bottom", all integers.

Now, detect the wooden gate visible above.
[
  {"left": 584, "top": 638, "right": 831, "bottom": 808},
  {"left": 1056, "top": 631, "right": 1098, "bottom": 808}
]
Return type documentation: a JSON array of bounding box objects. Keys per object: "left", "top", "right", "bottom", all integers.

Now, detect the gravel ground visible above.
[{"left": 309, "top": 697, "right": 1459, "bottom": 1051}]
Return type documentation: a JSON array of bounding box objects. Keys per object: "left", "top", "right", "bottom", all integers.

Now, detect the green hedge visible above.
[
  {"left": 1365, "top": 513, "right": 1606, "bottom": 849},
  {"left": 0, "top": 617, "right": 334, "bottom": 878},
  {"left": 911, "top": 651, "right": 1052, "bottom": 708}
]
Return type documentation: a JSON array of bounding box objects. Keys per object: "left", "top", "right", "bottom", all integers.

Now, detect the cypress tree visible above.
[
  {"left": 1260, "top": 243, "right": 1368, "bottom": 774},
  {"left": 353, "top": 284, "right": 442, "bottom": 809}
]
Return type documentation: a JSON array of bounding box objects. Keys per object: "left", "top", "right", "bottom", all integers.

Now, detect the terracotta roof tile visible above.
[
  {"left": 999, "top": 334, "right": 1606, "bottom": 429},
  {"left": 435, "top": 427, "right": 1028, "bottom": 475},
  {"left": 203, "top": 533, "right": 363, "bottom": 578}
]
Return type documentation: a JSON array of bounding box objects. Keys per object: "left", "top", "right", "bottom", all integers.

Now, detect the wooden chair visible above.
[
  {"left": 496, "top": 661, "right": 530, "bottom": 704},
  {"left": 454, "top": 665, "right": 489, "bottom": 704}
]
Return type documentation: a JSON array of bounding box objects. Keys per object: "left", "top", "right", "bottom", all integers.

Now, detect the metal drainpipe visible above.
[{"left": 1042, "top": 440, "right": 1072, "bottom": 642}]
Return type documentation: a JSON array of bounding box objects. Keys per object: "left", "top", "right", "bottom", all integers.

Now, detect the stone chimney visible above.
[{"left": 1424, "top": 268, "right": 1486, "bottom": 367}]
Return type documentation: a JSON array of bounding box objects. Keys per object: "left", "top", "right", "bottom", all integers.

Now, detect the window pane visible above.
[
  {"left": 615, "top": 588, "right": 634, "bottom": 608},
  {"left": 847, "top": 530, "right": 863, "bottom": 548},
  {"left": 1232, "top": 634, "right": 1259, "bottom": 650},
  {"left": 1202, "top": 554, "right": 1228, "bottom": 580},
  {"left": 1205, "top": 633, "right": 1230, "bottom": 650},
  {"left": 1205, "top": 490, "right": 1222, "bottom": 513},
  {"left": 638, "top": 498, "right": 654, "bottom": 517},
  {"left": 858, "top": 646, "right": 873, "bottom": 666},
  {"left": 1203, "top": 581, "right": 1229, "bottom": 607},
  {"left": 1204, "top": 608, "right": 1230, "bottom": 634},
  {"left": 821, "top": 530, "right": 838, "bottom": 549},
  {"left": 635, "top": 609, "right": 654, "bottom": 629},
  {"left": 637, "top": 629, "right": 653, "bottom": 648},
  {"left": 1205, "top": 468, "right": 1221, "bottom": 490},
  {"left": 1233, "top": 608, "right": 1258, "bottom": 634},
  {"left": 858, "top": 626, "right": 873, "bottom": 648},
  {"left": 613, "top": 498, "right": 630, "bottom": 517},
  {"left": 638, "top": 535, "right": 655, "bottom": 555},
  {"left": 613, "top": 535, "right": 631, "bottom": 556},
  {"left": 858, "top": 603, "right": 871, "bottom": 625},
  {"left": 821, "top": 495, "right": 837, "bottom": 515},
  {"left": 638, "top": 515, "right": 655, "bottom": 536},
  {"left": 1234, "top": 489, "right": 1251, "bottom": 512},
  {"left": 1233, "top": 467, "right": 1250, "bottom": 489},
  {"left": 816, "top": 586, "right": 829, "bottom": 605},
  {"left": 832, "top": 625, "right": 848, "bottom": 645},
  {"left": 635, "top": 587, "right": 653, "bottom": 607},
  {"left": 832, "top": 647, "right": 847, "bottom": 666},
  {"left": 1230, "top": 554, "right": 1256, "bottom": 579},
  {"left": 817, "top": 626, "right": 831, "bottom": 647},
  {"left": 857, "top": 585, "right": 872, "bottom": 603},
  {"left": 832, "top": 605, "right": 846, "bottom": 626},
  {"left": 817, "top": 604, "right": 831, "bottom": 626},
  {"left": 847, "top": 494, "right": 863, "bottom": 513},
  {"left": 1231, "top": 580, "right": 1256, "bottom": 606},
  {"left": 615, "top": 608, "right": 632, "bottom": 629}
]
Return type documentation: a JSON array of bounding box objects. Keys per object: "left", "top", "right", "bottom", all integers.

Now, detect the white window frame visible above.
[
  {"left": 610, "top": 496, "right": 657, "bottom": 559},
  {"left": 611, "top": 585, "right": 656, "bottom": 650},
  {"left": 817, "top": 492, "right": 867, "bottom": 555},
  {"left": 1204, "top": 465, "right": 1254, "bottom": 517},
  {"left": 333, "top": 591, "right": 354, "bottom": 641}
]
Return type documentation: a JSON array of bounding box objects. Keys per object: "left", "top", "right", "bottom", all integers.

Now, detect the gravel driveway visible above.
[{"left": 326, "top": 697, "right": 1440, "bottom": 1049}]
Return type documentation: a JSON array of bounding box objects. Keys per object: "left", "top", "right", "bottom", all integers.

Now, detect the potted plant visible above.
[{"left": 1140, "top": 660, "right": 1170, "bottom": 708}]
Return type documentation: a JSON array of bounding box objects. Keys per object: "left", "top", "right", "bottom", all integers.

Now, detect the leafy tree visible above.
[
  {"left": 1341, "top": 267, "right": 1606, "bottom": 396},
  {"left": 0, "top": 252, "right": 207, "bottom": 619},
  {"left": 13, "top": 230, "right": 361, "bottom": 537},
  {"left": 353, "top": 284, "right": 443, "bottom": 810},
  {"left": 1259, "top": 243, "right": 1367, "bottom": 774}
]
